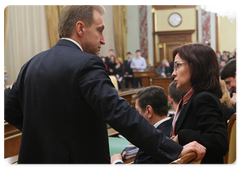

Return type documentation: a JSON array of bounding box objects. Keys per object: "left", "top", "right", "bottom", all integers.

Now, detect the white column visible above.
[
  {"left": 198, "top": 5, "right": 203, "bottom": 43},
  {"left": 147, "top": 5, "right": 153, "bottom": 66},
  {"left": 210, "top": 12, "right": 216, "bottom": 51}
]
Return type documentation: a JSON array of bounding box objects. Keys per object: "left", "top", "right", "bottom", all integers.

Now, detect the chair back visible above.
[
  {"left": 224, "top": 113, "right": 236, "bottom": 164},
  {"left": 109, "top": 75, "right": 119, "bottom": 91},
  {"left": 170, "top": 151, "right": 201, "bottom": 164}
]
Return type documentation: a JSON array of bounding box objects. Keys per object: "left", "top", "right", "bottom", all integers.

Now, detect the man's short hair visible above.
[
  {"left": 133, "top": 86, "right": 168, "bottom": 116},
  {"left": 221, "top": 59, "right": 236, "bottom": 80},
  {"left": 58, "top": 5, "right": 105, "bottom": 38},
  {"left": 168, "top": 81, "right": 187, "bottom": 104},
  {"left": 136, "top": 50, "right": 141, "bottom": 53}
]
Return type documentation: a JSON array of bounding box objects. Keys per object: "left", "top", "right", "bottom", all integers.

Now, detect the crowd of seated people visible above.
[{"left": 216, "top": 49, "right": 236, "bottom": 69}]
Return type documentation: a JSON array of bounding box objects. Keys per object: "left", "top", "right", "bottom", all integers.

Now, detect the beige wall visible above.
[
  {"left": 218, "top": 16, "right": 236, "bottom": 53},
  {"left": 154, "top": 7, "right": 197, "bottom": 42},
  {"left": 99, "top": 5, "right": 116, "bottom": 57}
]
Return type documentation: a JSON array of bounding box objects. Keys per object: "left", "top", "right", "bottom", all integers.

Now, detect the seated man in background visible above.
[
  {"left": 111, "top": 86, "right": 173, "bottom": 164},
  {"left": 168, "top": 81, "right": 187, "bottom": 117},
  {"left": 220, "top": 59, "right": 236, "bottom": 113},
  {"left": 156, "top": 59, "right": 172, "bottom": 77}
]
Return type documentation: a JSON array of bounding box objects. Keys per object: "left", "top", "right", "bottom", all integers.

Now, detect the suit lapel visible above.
[{"left": 175, "top": 92, "right": 198, "bottom": 134}]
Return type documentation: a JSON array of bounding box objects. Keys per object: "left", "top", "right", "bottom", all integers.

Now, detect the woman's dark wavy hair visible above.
[{"left": 173, "top": 43, "right": 222, "bottom": 98}]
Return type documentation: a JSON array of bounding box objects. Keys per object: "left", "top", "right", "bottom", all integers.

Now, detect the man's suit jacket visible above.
[
  {"left": 105, "top": 56, "right": 110, "bottom": 65},
  {"left": 123, "top": 60, "right": 133, "bottom": 76},
  {"left": 173, "top": 91, "right": 229, "bottom": 164},
  {"left": 156, "top": 66, "right": 172, "bottom": 77},
  {"left": 134, "top": 117, "right": 173, "bottom": 164},
  {"left": 5, "top": 39, "right": 183, "bottom": 164}
]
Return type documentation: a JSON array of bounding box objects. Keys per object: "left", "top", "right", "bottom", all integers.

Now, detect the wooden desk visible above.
[
  {"left": 118, "top": 88, "right": 144, "bottom": 106},
  {"left": 134, "top": 71, "right": 172, "bottom": 95},
  {"left": 4, "top": 121, "right": 22, "bottom": 158},
  {"left": 134, "top": 71, "right": 158, "bottom": 87},
  {"left": 150, "top": 77, "right": 172, "bottom": 96},
  {"left": 108, "top": 128, "right": 119, "bottom": 137}
]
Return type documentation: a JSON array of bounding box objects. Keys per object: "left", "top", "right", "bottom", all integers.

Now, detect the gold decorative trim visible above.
[
  {"left": 158, "top": 43, "right": 163, "bottom": 48},
  {"left": 163, "top": 43, "right": 167, "bottom": 59},
  {"left": 151, "top": 7, "right": 155, "bottom": 13}
]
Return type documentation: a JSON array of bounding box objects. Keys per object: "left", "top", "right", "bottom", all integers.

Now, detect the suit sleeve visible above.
[
  {"left": 78, "top": 56, "right": 183, "bottom": 163},
  {"left": 4, "top": 82, "right": 23, "bottom": 131},
  {"left": 178, "top": 93, "right": 229, "bottom": 156}
]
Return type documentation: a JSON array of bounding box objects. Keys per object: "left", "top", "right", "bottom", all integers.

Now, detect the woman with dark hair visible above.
[
  {"left": 171, "top": 43, "right": 229, "bottom": 164},
  {"left": 108, "top": 55, "right": 116, "bottom": 75}
]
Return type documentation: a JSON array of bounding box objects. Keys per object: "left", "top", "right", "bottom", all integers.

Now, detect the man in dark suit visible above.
[
  {"left": 111, "top": 86, "right": 173, "bottom": 164},
  {"left": 105, "top": 49, "right": 114, "bottom": 66},
  {"left": 4, "top": 5, "right": 205, "bottom": 164},
  {"left": 123, "top": 52, "right": 134, "bottom": 88},
  {"left": 156, "top": 59, "right": 172, "bottom": 77}
]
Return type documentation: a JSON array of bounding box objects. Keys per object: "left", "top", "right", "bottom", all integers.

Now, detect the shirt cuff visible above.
[{"left": 112, "top": 159, "right": 123, "bottom": 164}]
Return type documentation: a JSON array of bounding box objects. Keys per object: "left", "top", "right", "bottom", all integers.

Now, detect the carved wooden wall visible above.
[
  {"left": 154, "top": 30, "right": 194, "bottom": 66},
  {"left": 152, "top": 5, "right": 198, "bottom": 68}
]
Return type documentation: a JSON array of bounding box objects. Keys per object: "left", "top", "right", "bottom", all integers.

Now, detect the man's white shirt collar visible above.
[
  {"left": 153, "top": 117, "right": 171, "bottom": 128},
  {"left": 61, "top": 38, "right": 83, "bottom": 51}
]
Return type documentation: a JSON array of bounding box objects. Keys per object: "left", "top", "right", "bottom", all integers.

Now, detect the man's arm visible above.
[
  {"left": 78, "top": 56, "right": 206, "bottom": 163},
  {"left": 140, "top": 57, "right": 147, "bottom": 70},
  {"left": 5, "top": 82, "right": 23, "bottom": 131},
  {"left": 111, "top": 141, "right": 206, "bottom": 164}
]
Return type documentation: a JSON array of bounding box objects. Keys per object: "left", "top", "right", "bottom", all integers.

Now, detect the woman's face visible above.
[
  {"left": 172, "top": 53, "right": 192, "bottom": 92},
  {"left": 110, "top": 56, "right": 114, "bottom": 63}
]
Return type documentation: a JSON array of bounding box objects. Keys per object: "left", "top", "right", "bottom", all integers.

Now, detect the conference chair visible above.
[
  {"left": 109, "top": 75, "right": 119, "bottom": 91},
  {"left": 224, "top": 113, "right": 236, "bottom": 164}
]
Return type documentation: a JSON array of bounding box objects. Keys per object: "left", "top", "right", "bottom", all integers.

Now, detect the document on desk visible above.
[{"left": 108, "top": 137, "right": 130, "bottom": 156}]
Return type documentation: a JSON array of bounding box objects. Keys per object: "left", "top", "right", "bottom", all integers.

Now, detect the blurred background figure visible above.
[
  {"left": 219, "top": 78, "right": 235, "bottom": 120},
  {"left": 156, "top": 59, "right": 172, "bottom": 77},
  {"left": 107, "top": 55, "right": 116, "bottom": 75},
  {"left": 114, "top": 57, "right": 125, "bottom": 90},
  {"left": 105, "top": 49, "right": 115, "bottom": 65},
  {"left": 168, "top": 81, "right": 187, "bottom": 117},
  {"left": 124, "top": 52, "right": 134, "bottom": 89},
  {"left": 130, "top": 50, "right": 147, "bottom": 87},
  {"left": 221, "top": 59, "right": 236, "bottom": 113},
  {"left": 101, "top": 56, "right": 108, "bottom": 72}
]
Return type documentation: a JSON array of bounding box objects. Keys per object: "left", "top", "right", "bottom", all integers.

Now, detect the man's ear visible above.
[
  {"left": 146, "top": 105, "right": 153, "bottom": 119},
  {"left": 76, "top": 21, "right": 85, "bottom": 36},
  {"left": 169, "top": 96, "right": 173, "bottom": 105}
]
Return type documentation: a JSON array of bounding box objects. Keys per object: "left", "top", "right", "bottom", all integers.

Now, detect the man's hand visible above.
[
  {"left": 111, "top": 154, "right": 123, "bottom": 164},
  {"left": 180, "top": 141, "right": 206, "bottom": 162},
  {"left": 135, "top": 67, "right": 140, "bottom": 70},
  {"left": 171, "top": 135, "right": 179, "bottom": 143}
]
